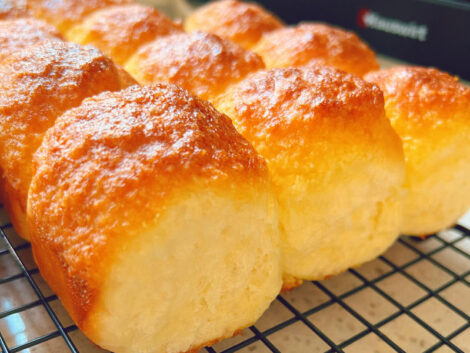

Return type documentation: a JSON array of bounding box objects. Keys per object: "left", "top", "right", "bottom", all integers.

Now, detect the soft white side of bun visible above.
[
  {"left": 401, "top": 133, "right": 470, "bottom": 235},
  {"left": 89, "top": 188, "right": 281, "bottom": 353},
  {"left": 214, "top": 67, "right": 406, "bottom": 283},
  {"left": 365, "top": 66, "right": 470, "bottom": 235},
  {"left": 279, "top": 165, "right": 403, "bottom": 280}
]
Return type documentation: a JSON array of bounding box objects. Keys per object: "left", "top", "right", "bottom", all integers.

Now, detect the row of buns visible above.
[
  {"left": 0, "top": 0, "right": 469, "bottom": 352},
  {"left": 1, "top": 0, "right": 405, "bottom": 285}
]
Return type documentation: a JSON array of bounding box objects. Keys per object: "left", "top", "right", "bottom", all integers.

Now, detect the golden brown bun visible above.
[
  {"left": 0, "top": 18, "right": 63, "bottom": 62},
  {"left": 0, "top": 0, "right": 30, "bottom": 19},
  {"left": 185, "top": 0, "right": 283, "bottom": 50},
  {"left": 365, "top": 66, "right": 470, "bottom": 235},
  {"left": 28, "top": 83, "right": 282, "bottom": 353},
  {"left": 253, "top": 23, "right": 379, "bottom": 76},
  {"left": 125, "top": 31, "right": 265, "bottom": 102},
  {"left": 67, "top": 4, "right": 183, "bottom": 65},
  {"left": 27, "top": 0, "right": 131, "bottom": 34},
  {"left": 215, "top": 66, "right": 405, "bottom": 281},
  {"left": 0, "top": 41, "right": 135, "bottom": 239}
]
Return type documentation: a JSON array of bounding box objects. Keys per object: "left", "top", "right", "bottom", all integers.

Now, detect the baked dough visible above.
[
  {"left": 0, "top": 0, "right": 30, "bottom": 19},
  {"left": 215, "top": 66, "right": 405, "bottom": 283},
  {"left": 365, "top": 66, "right": 470, "bottom": 235},
  {"left": 253, "top": 23, "right": 379, "bottom": 76},
  {"left": 28, "top": 83, "right": 282, "bottom": 353},
  {"left": 0, "top": 18, "right": 63, "bottom": 62},
  {"left": 67, "top": 4, "right": 183, "bottom": 65},
  {"left": 125, "top": 31, "right": 265, "bottom": 102},
  {"left": 27, "top": 0, "right": 131, "bottom": 34},
  {"left": 185, "top": 0, "right": 283, "bottom": 49},
  {"left": 0, "top": 41, "right": 135, "bottom": 239}
]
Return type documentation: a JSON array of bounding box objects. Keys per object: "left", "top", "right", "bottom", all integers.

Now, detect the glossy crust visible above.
[
  {"left": 215, "top": 66, "right": 405, "bottom": 280},
  {"left": 214, "top": 66, "right": 390, "bottom": 152},
  {"left": 364, "top": 67, "right": 470, "bottom": 130},
  {"left": 27, "top": 0, "right": 131, "bottom": 34},
  {"left": 253, "top": 23, "right": 379, "bottom": 76},
  {"left": 185, "top": 0, "right": 283, "bottom": 49},
  {"left": 0, "top": 0, "right": 30, "bottom": 19},
  {"left": 67, "top": 4, "right": 183, "bottom": 65},
  {"left": 0, "top": 18, "right": 63, "bottom": 62},
  {"left": 0, "top": 41, "right": 135, "bottom": 239},
  {"left": 125, "top": 31, "right": 265, "bottom": 102},
  {"left": 365, "top": 66, "right": 470, "bottom": 234},
  {"left": 28, "top": 83, "right": 270, "bottom": 336}
]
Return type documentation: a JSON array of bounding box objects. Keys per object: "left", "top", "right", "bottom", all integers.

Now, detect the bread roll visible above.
[
  {"left": 214, "top": 66, "right": 405, "bottom": 284},
  {"left": 185, "top": 0, "right": 283, "bottom": 50},
  {"left": 27, "top": 0, "right": 130, "bottom": 34},
  {"left": 0, "top": 41, "right": 135, "bottom": 239},
  {"left": 125, "top": 31, "right": 265, "bottom": 102},
  {"left": 365, "top": 67, "right": 470, "bottom": 235},
  {"left": 67, "top": 4, "right": 183, "bottom": 65},
  {"left": 253, "top": 23, "right": 379, "bottom": 76},
  {"left": 28, "top": 83, "right": 282, "bottom": 353},
  {"left": 0, "top": 18, "right": 63, "bottom": 62},
  {"left": 0, "top": 0, "right": 30, "bottom": 19}
]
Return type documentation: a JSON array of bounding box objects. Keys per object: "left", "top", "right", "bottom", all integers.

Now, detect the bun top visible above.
[
  {"left": 67, "top": 4, "right": 183, "bottom": 65},
  {"left": 185, "top": 0, "right": 283, "bottom": 49},
  {"left": 125, "top": 31, "right": 265, "bottom": 101},
  {"left": 0, "top": 0, "right": 30, "bottom": 19},
  {"left": 27, "top": 0, "right": 131, "bottom": 34},
  {"left": 214, "top": 66, "right": 403, "bottom": 175},
  {"left": 33, "top": 83, "right": 268, "bottom": 199},
  {"left": 0, "top": 41, "right": 135, "bottom": 206},
  {"left": 0, "top": 18, "right": 63, "bottom": 62},
  {"left": 253, "top": 23, "right": 379, "bottom": 76},
  {"left": 365, "top": 66, "right": 470, "bottom": 134},
  {"left": 29, "top": 84, "right": 270, "bottom": 322}
]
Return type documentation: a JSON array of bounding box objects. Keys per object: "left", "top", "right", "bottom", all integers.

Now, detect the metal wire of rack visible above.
[{"left": 0, "top": 205, "right": 469, "bottom": 353}]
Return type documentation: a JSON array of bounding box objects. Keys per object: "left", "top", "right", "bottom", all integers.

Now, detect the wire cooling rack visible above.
[{"left": 0, "top": 205, "right": 469, "bottom": 353}]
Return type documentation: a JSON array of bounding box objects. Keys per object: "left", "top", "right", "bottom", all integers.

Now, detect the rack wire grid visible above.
[{"left": 0, "top": 205, "right": 469, "bottom": 353}]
